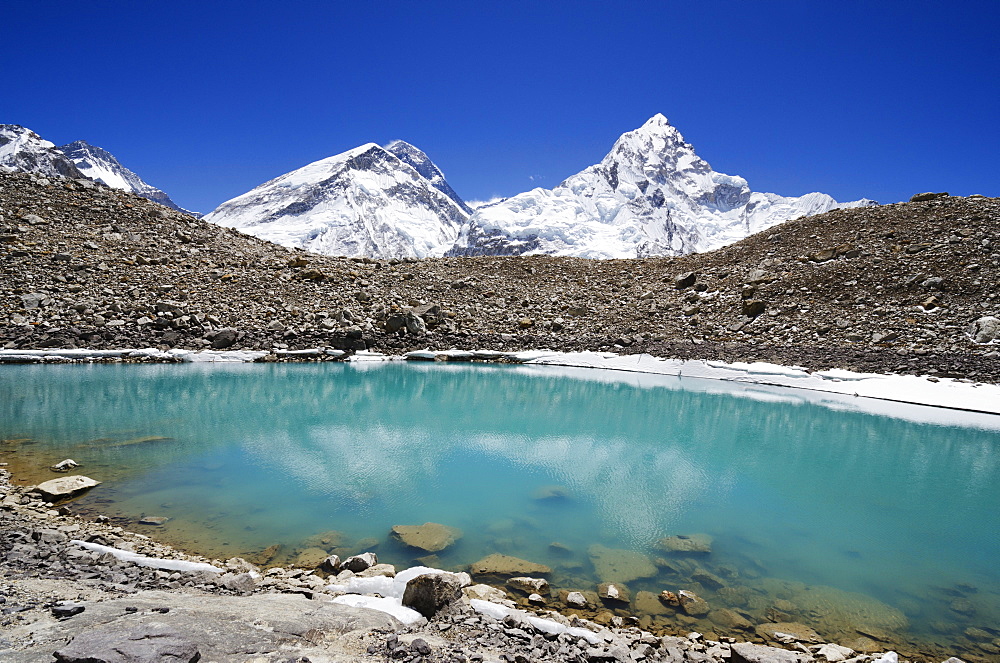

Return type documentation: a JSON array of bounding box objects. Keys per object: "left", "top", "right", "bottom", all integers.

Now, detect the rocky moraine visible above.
[
  {"left": 1, "top": 172, "right": 998, "bottom": 663},
  {"left": 1, "top": 172, "right": 998, "bottom": 380}
]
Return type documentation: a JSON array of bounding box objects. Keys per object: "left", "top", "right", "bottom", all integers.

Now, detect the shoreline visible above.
[
  {"left": 4, "top": 346, "right": 1000, "bottom": 420},
  {"left": 0, "top": 466, "right": 936, "bottom": 663},
  {"left": 2, "top": 351, "right": 997, "bottom": 661}
]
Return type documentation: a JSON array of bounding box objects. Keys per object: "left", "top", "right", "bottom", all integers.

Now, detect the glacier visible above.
[{"left": 450, "top": 114, "right": 875, "bottom": 258}]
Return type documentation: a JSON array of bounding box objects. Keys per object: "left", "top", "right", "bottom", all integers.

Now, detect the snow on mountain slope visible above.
[
  {"left": 450, "top": 114, "right": 875, "bottom": 258},
  {"left": 59, "top": 140, "right": 191, "bottom": 214},
  {"left": 0, "top": 125, "right": 84, "bottom": 180},
  {"left": 203, "top": 143, "right": 470, "bottom": 259},
  {"left": 385, "top": 140, "right": 472, "bottom": 215}
]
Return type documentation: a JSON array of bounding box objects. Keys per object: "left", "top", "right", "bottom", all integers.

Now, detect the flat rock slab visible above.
[
  {"left": 731, "top": 642, "right": 813, "bottom": 663},
  {"left": 469, "top": 553, "right": 551, "bottom": 578},
  {"left": 4, "top": 590, "right": 400, "bottom": 663},
  {"left": 54, "top": 625, "right": 199, "bottom": 663},
  {"left": 391, "top": 522, "right": 463, "bottom": 553},
  {"left": 587, "top": 544, "right": 657, "bottom": 584},
  {"left": 32, "top": 475, "right": 101, "bottom": 501},
  {"left": 656, "top": 533, "right": 713, "bottom": 555}
]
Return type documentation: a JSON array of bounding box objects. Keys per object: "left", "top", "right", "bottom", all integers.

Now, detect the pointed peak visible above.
[{"left": 643, "top": 113, "right": 670, "bottom": 127}]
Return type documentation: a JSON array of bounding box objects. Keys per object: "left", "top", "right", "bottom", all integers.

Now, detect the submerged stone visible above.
[
  {"left": 294, "top": 547, "right": 330, "bottom": 569},
  {"left": 469, "top": 553, "right": 550, "bottom": 578},
  {"left": 531, "top": 484, "right": 571, "bottom": 501},
  {"left": 657, "top": 533, "right": 713, "bottom": 555},
  {"left": 391, "top": 522, "right": 463, "bottom": 553},
  {"left": 756, "top": 621, "right": 823, "bottom": 644},
  {"left": 587, "top": 544, "right": 657, "bottom": 584}
]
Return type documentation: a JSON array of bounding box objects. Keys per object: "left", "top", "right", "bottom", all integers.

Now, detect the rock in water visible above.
[
  {"left": 391, "top": 522, "right": 463, "bottom": 553},
  {"left": 32, "top": 475, "right": 101, "bottom": 501},
  {"left": 53, "top": 625, "right": 200, "bottom": 663},
  {"left": 756, "top": 621, "right": 823, "bottom": 644},
  {"left": 50, "top": 459, "right": 80, "bottom": 472},
  {"left": 401, "top": 572, "right": 465, "bottom": 618},
  {"left": 587, "top": 544, "right": 657, "bottom": 584},
  {"left": 657, "top": 533, "right": 713, "bottom": 555},
  {"left": 469, "top": 553, "right": 551, "bottom": 578}
]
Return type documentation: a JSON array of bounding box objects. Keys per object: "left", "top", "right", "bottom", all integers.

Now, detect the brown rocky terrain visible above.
[{"left": 1, "top": 170, "right": 998, "bottom": 382}]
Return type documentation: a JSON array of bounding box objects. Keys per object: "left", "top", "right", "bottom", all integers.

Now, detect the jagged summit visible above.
[
  {"left": 450, "top": 114, "right": 874, "bottom": 258},
  {"left": 204, "top": 142, "right": 470, "bottom": 259},
  {"left": 385, "top": 140, "right": 472, "bottom": 214},
  {"left": 59, "top": 140, "right": 190, "bottom": 214},
  {"left": 0, "top": 124, "right": 84, "bottom": 180}
]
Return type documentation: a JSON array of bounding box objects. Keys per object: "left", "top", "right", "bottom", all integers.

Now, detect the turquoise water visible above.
[{"left": 2, "top": 362, "right": 999, "bottom": 656}]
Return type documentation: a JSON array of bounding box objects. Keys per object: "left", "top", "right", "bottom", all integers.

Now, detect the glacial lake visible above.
[{"left": 2, "top": 361, "right": 999, "bottom": 659}]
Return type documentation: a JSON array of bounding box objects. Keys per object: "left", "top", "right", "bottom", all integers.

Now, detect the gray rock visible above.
[
  {"left": 54, "top": 625, "right": 199, "bottom": 663},
  {"left": 32, "top": 475, "right": 101, "bottom": 501},
  {"left": 731, "top": 642, "right": 812, "bottom": 663},
  {"left": 910, "top": 192, "right": 949, "bottom": 202},
  {"left": 210, "top": 328, "right": 238, "bottom": 349},
  {"left": 969, "top": 316, "right": 999, "bottom": 343},
  {"left": 401, "top": 572, "right": 465, "bottom": 617},
  {"left": 674, "top": 272, "right": 697, "bottom": 289},
  {"left": 507, "top": 576, "right": 550, "bottom": 595},
  {"left": 342, "top": 551, "right": 378, "bottom": 573},
  {"left": 404, "top": 311, "right": 427, "bottom": 335}
]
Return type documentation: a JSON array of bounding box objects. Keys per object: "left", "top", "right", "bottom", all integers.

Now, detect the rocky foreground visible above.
[
  {"left": 1, "top": 171, "right": 998, "bottom": 381},
  {"left": 1, "top": 469, "right": 963, "bottom": 663}
]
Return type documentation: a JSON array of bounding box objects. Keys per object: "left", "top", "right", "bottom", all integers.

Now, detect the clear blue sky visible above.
[{"left": 3, "top": 1, "right": 998, "bottom": 213}]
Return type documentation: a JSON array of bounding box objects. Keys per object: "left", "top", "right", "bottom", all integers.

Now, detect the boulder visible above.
[
  {"left": 507, "top": 576, "right": 549, "bottom": 595},
  {"left": 391, "top": 522, "right": 463, "bottom": 553},
  {"left": 53, "top": 625, "right": 200, "bottom": 663},
  {"left": 678, "top": 590, "right": 710, "bottom": 616},
  {"left": 710, "top": 608, "right": 753, "bottom": 631},
  {"left": 210, "top": 328, "right": 238, "bottom": 349},
  {"left": 597, "top": 582, "right": 631, "bottom": 603},
  {"left": 587, "top": 544, "right": 657, "bottom": 584},
  {"left": 731, "top": 642, "right": 812, "bottom": 663},
  {"left": 463, "top": 584, "right": 513, "bottom": 606},
  {"left": 657, "top": 533, "right": 713, "bottom": 555},
  {"left": 32, "top": 475, "right": 101, "bottom": 501},
  {"left": 563, "top": 591, "right": 589, "bottom": 608},
  {"left": 469, "top": 554, "right": 550, "bottom": 578},
  {"left": 909, "top": 192, "right": 948, "bottom": 202},
  {"left": 293, "top": 547, "right": 331, "bottom": 568},
  {"left": 50, "top": 459, "right": 80, "bottom": 472},
  {"left": 674, "top": 272, "right": 697, "bottom": 289},
  {"left": 401, "top": 572, "right": 465, "bottom": 618},
  {"left": 811, "top": 643, "right": 856, "bottom": 662},
  {"left": 321, "top": 554, "right": 341, "bottom": 573},
  {"left": 341, "top": 552, "right": 378, "bottom": 573},
  {"left": 691, "top": 567, "right": 726, "bottom": 589},
  {"left": 969, "top": 316, "right": 1000, "bottom": 344}
]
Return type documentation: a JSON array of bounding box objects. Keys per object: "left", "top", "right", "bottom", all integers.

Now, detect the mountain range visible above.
[
  {"left": 0, "top": 124, "right": 188, "bottom": 213},
  {"left": 2, "top": 117, "right": 875, "bottom": 258}
]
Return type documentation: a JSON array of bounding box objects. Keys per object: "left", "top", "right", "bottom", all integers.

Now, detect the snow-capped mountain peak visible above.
[
  {"left": 58, "top": 140, "right": 190, "bottom": 214},
  {"left": 450, "top": 114, "right": 874, "bottom": 258},
  {"left": 385, "top": 140, "right": 472, "bottom": 214},
  {"left": 0, "top": 124, "right": 84, "bottom": 180},
  {"left": 204, "top": 142, "right": 470, "bottom": 259}
]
